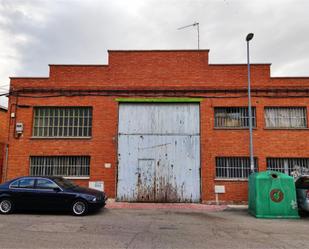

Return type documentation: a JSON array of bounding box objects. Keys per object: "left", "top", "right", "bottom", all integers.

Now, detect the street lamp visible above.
[{"left": 246, "top": 33, "right": 254, "bottom": 173}]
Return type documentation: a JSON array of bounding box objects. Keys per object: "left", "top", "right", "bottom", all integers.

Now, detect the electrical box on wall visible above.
[
  {"left": 104, "top": 163, "right": 112, "bottom": 168},
  {"left": 89, "top": 181, "right": 104, "bottom": 192},
  {"left": 214, "top": 185, "right": 225, "bottom": 194},
  {"left": 16, "top": 123, "right": 24, "bottom": 134}
]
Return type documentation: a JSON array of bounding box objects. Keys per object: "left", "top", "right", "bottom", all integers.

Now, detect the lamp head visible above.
[{"left": 246, "top": 33, "right": 254, "bottom": 42}]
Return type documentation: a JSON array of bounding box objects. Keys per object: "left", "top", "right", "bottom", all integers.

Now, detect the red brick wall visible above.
[
  {"left": 0, "top": 109, "right": 8, "bottom": 142},
  {"left": 201, "top": 97, "right": 309, "bottom": 203},
  {"left": 6, "top": 50, "right": 309, "bottom": 203},
  {"left": 0, "top": 109, "right": 8, "bottom": 182},
  {"left": 6, "top": 96, "right": 118, "bottom": 197}
]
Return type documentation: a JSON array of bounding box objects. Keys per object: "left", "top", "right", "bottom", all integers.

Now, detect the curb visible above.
[
  {"left": 106, "top": 200, "right": 228, "bottom": 212},
  {"left": 227, "top": 204, "right": 248, "bottom": 209}
]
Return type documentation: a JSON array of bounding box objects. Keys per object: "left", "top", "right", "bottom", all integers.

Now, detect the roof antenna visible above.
[{"left": 178, "top": 22, "right": 200, "bottom": 50}]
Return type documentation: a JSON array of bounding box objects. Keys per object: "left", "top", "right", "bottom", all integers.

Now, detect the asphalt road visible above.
[{"left": 0, "top": 207, "right": 309, "bottom": 249}]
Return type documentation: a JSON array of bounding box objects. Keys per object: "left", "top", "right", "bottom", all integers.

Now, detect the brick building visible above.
[
  {"left": 0, "top": 105, "right": 8, "bottom": 182},
  {"left": 4, "top": 50, "right": 309, "bottom": 203}
]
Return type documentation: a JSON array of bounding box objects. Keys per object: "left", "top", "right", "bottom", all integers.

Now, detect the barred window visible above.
[
  {"left": 267, "top": 158, "right": 309, "bottom": 176},
  {"left": 214, "top": 107, "right": 256, "bottom": 128},
  {"left": 33, "top": 107, "right": 92, "bottom": 137},
  {"left": 216, "top": 157, "right": 258, "bottom": 179},
  {"left": 265, "top": 107, "right": 307, "bottom": 128},
  {"left": 30, "top": 156, "right": 90, "bottom": 177}
]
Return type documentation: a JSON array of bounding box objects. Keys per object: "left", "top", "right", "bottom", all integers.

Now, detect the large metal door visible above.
[{"left": 117, "top": 103, "right": 200, "bottom": 202}]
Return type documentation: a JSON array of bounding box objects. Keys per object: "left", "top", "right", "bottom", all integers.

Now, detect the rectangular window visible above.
[
  {"left": 264, "top": 107, "right": 307, "bottom": 128},
  {"left": 267, "top": 158, "right": 309, "bottom": 176},
  {"left": 33, "top": 107, "right": 92, "bottom": 137},
  {"left": 30, "top": 156, "right": 90, "bottom": 177},
  {"left": 216, "top": 157, "right": 258, "bottom": 179},
  {"left": 214, "top": 107, "right": 256, "bottom": 128}
]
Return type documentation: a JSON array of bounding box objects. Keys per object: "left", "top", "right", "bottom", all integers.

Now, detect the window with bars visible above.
[
  {"left": 214, "top": 107, "right": 256, "bottom": 128},
  {"left": 30, "top": 156, "right": 90, "bottom": 177},
  {"left": 264, "top": 107, "right": 307, "bottom": 128},
  {"left": 267, "top": 158, "right": 309, "bottom": 176},
  {"left": 216, "top": 157, "right": 258, "bottom": 179},
  {"left": 33, "top": 107, "right": 92, "bottom": 137}
]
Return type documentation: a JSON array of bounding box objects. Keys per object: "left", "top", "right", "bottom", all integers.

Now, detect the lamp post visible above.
[{"left": 246, "top": 33, "right": 254, "bottom": 173}]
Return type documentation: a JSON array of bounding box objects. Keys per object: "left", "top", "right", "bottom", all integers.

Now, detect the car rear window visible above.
[
  {"left": 10, "top": 178, "right": 35, "bottom": 189},
  {"left": 10, "top": 180, "right": 19, "bottom": 188}
]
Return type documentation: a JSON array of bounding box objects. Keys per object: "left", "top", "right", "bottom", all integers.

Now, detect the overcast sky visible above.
[{"left": 0, "top": 0, "right": 308, "bottom": 107}]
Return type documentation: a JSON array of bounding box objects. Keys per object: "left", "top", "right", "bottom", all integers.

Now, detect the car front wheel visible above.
[
  {"left": 0, "top": 199, "right": 13, "bottom": 214},
  {"left": 71, "top": 200, "right": 88, "bottom": 216}
]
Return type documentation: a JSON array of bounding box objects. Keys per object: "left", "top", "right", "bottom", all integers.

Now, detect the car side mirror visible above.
[{"left": 53, "top": 187, "right": 61, "bottom": 192}]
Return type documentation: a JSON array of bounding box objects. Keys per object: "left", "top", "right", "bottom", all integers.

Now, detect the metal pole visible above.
[
  {"left": 177, "top": 22, "right": 200, "bottom": 50},
  {"left": 197, "top": 23, "right": 200, "bottom": 50},
  {"left": 246, "top": 35, "right": 254, "bottom": 173}
]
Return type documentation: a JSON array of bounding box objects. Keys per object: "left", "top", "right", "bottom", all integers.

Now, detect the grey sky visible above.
[{"left": 0, "top": 0, "right": 308, "bottom": 106}]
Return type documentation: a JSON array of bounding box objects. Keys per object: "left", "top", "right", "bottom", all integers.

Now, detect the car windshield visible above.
[{"left": 52, "top": 178, "right": 79, "bottom": 189}]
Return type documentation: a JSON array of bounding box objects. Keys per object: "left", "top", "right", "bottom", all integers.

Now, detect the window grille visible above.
[
  {"left": 214, "top": 107, "right": 256, "bottom": 128},
  {"left": 33, "top": 107, "right": 92, "bottom": 137},
  {"left": 267, "top": 158, "right": 309, "bottom": 176},
  {"left": 216, "top": 157, "right": 258, "bottom": 179},
  {"left": 30, "top": 156, "right": 90, "bottom": 177},
  {"left": 265, "top": 107, "right": 307, "bottom": 128}
]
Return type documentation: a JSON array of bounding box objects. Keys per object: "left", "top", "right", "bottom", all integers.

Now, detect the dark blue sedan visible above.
[{"left": 0, "top": 176, "right": 107, "bottom": 216}]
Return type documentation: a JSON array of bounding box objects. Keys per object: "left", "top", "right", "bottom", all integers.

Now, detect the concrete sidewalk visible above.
[{"left": 106, "top": 199, "right": 229, "bottom": 211}]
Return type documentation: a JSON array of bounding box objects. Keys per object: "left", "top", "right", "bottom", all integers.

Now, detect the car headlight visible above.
[{"left": 84, "top": 195, "right": 97, "bottom": 202}]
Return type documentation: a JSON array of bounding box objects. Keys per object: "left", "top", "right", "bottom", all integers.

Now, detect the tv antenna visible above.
[{"left": 178, "top": 22, "right": 200, "bottom": 49}]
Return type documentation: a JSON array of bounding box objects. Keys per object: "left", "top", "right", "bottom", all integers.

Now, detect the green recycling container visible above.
[{"left": 248, "top": 171, "right": 299, "bottom": 219}]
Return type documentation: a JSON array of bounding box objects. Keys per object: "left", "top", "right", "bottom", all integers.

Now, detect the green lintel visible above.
[{"left": 115, "top": 97, "right": 203, "bottom": 103}]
